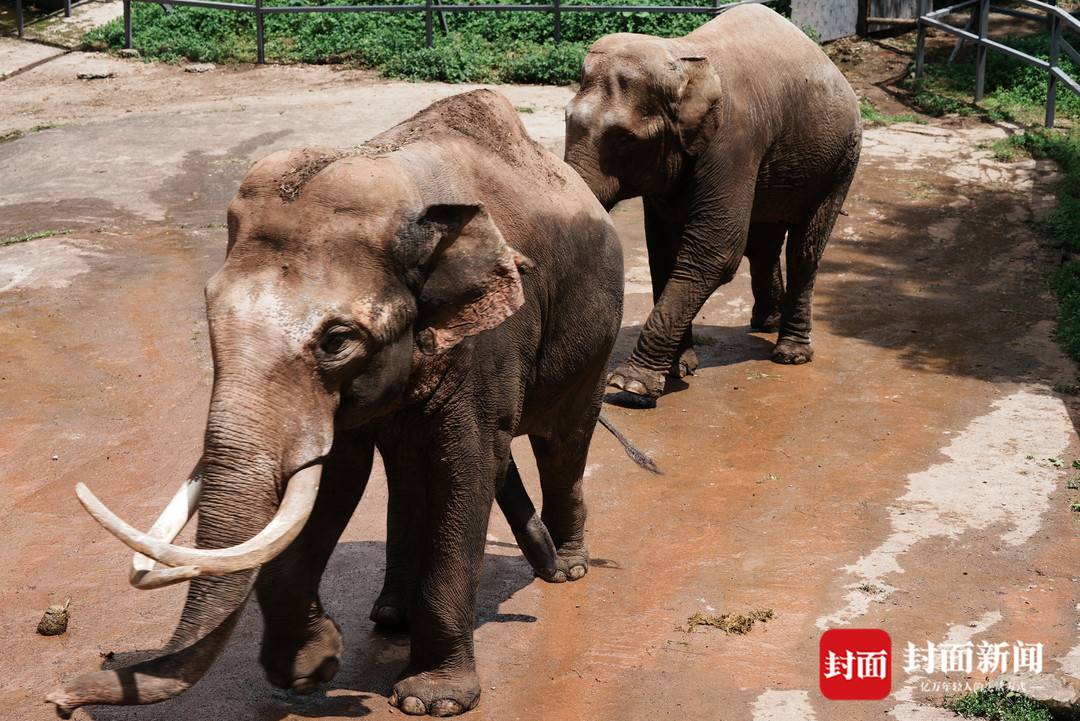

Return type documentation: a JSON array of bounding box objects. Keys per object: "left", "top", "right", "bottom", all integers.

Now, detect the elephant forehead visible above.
[
  {"left": 304, "top": 156, "right": 420, "bottom": 220},
  {"left": 587, "top": 36, "right": 671, "bottom": 74},
  {"left": 207, "top": 268, "right": 387, "bottom": 348}
]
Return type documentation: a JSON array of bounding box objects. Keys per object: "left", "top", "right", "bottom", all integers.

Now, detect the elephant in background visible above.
[
  {"left": 564, "top": 4, "right": 862, "bottom": 401},
  {"left": 49, "top": 89, "right": 625, "bottom": 718}
]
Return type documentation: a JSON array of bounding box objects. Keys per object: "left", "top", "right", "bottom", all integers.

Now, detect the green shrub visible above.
[
  {"left": 908, "top": 34, "right": 1080, "bottom": 122},
  {"left": 83, "top": 0, "right": 744, "bottom": 83},
  {"left": 944, "top": 685, "right": 1051, "bottom": 721}
]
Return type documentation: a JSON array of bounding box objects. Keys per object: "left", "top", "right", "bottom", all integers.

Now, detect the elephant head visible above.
[
  {"left": 564, "top": 34, "right": 723, "bottom": 208},
  {"left": 48, "top": 147, "right": 531, "bottom": 715}
]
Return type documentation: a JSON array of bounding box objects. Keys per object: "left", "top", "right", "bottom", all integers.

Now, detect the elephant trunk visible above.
[
  {"left": 564, "top": 134, "right": 620, "bottom": 210},
  {"left": 48, "top": 389, "right": 322, "bottom": 717},
  {"left": 46, "top": 571, "right": 253, "bottom": 718}
]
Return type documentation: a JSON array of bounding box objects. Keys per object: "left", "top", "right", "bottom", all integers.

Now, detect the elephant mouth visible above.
[{"left": 76, "top": 463, "right": 324, "bottom": 590}]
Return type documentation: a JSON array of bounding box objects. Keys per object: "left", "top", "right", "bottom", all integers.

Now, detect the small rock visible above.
[
  {"left": 77, "top": 70, "right": 115, "bottom": 80},
  {"left": 36, "top": 600, "right": 70, "bottom": 636},
  {"left": 51, "top": 454, "right": 58, "bottom": 461},
  {"left": 183, "top": 63, "right": 215, "bottom": 74},
  {"left": 118, "top": 48, "right": 140, "bottom": 59},
  {"left": 995, "top": 673, "right": 1079, "bottom": 715}
]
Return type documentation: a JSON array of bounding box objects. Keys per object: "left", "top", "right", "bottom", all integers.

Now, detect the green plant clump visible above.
[
  {"left": 859, "top": 97, "right": 923, "bottom": 126},
  {"left": 83, "top": 0, "right": 769, "bottom": 83},
  {"left": 944, "top": 685, "right": 1051, "bottom": 721},
  {"left": 907, "top": 35, "right": 1080, "bottom": 124}
]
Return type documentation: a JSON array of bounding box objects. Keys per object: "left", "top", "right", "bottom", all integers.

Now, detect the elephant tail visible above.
[{"left": 598, "top": 414, "right": 662, "bottom": 475}]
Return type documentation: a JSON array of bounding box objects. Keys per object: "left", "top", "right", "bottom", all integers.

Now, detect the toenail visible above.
[
  {"left": 569, "top": 565, "right": 586, "bottom": 580},
  {"left": 430, "top": 699, "right": 464, "bottom": 717},
  {"left": 401, "top": 696, "right": 427, "bottom": 715}
]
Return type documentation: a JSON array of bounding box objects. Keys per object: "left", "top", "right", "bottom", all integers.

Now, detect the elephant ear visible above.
[
  {"left": 407, "top": 203, "right": 534, "bottom": 355},
  {"left": 674, "top": 56, "right": 722, "bottom": 157}
]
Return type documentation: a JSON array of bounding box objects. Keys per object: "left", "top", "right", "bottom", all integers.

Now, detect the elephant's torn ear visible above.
[
  {"left": 674, "top": 56, "right": 722, "bottom": 156},
  {"left": 412, "top": 203, "right": 532, "bottom": 355}
]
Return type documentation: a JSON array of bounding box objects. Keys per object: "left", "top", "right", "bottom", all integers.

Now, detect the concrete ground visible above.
[{"left": 2, "top": 47, "right": 1079, "bottom": 721}]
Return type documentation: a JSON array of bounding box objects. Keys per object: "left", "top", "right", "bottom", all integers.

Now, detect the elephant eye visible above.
[{"left": 317, "top": 326, "right": 360, "bottom": 358}]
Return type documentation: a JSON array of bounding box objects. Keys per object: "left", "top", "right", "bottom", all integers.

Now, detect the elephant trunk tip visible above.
[
  {"left": 45, "top": 669, "right": 192, "bottom": 717},
  {"left": 45, "top": 690, "right": 76, "bottom": 719}
]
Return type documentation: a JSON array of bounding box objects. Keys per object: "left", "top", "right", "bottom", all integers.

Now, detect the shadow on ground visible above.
[{"left": 81, "top": 541, "right": 538, "bottom": 721}]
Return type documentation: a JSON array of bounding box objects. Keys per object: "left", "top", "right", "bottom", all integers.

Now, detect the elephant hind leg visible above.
[
  {"left": 774, "top": 158, "right": 858, "bottom": 365},
  {"left": 530, "top": 386, "right": 604, "bottom": 583},
  {"left": 746, "top": 222, "right": 786, "bottom": 333},
  {"left": 495, "top": 455, "right": 557, "bottom": 580}
]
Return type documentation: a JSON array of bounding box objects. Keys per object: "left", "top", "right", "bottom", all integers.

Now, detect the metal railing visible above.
[
  {"left": 12, "top": 0, "right": 769, "bottom": 64},
  {"left": 915, "top": 0, "right": 1080, "bottom": 126},
  {"left": 12, "top": 0, "right": 87, "bottom": 38}
]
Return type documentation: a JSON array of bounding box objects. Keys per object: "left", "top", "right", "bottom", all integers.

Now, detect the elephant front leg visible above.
[
  {"left": 611, "top": 178, "right": 755, "bottom": 400},
  {"left": 256, "top": 434, "right": 373, "bottom": 693},
  {"left": 640, "top": 196, "right": 697, "bottom": 380},
  {"left": 390, "top": 431, "right": 498, "bottom": 716}
]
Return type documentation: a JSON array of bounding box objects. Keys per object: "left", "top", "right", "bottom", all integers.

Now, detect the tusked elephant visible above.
[
  {"left": 564, "top": 4, "right": 862, "bottom": 401},
  {"left": 48, "top": 89, "right": 632, "bottom": 718}
]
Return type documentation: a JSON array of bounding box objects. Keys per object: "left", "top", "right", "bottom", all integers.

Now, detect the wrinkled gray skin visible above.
[
  {"left": 565, "top": 5, "right": 862, "bottom": 400},
  {"left": 49, "top": 89, "right": 623, "bottom": 718}
]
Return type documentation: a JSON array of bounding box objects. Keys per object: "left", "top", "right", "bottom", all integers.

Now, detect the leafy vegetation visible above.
[
  {"left": 944, "top": 685, "right": 1051, "bottom": 721},
  {"left": 0, "top": 229, "right": 71, "bottom": 247},
  {"left": 83, "top": 0, "right": 757, "bottom": 83},
  {"left": 907, "top": 35, "right": 1080, "bottom": 124},
  {"left": 859, "top": 97, "right": 924, "bottom": 126}
]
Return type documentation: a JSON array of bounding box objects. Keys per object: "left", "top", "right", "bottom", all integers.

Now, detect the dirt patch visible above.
[{"left": 684, "top": 609, "right": 774, "bottom": 635}]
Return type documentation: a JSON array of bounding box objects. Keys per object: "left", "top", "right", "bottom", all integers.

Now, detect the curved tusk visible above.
[
  {"left": 77, "top": 464, "right": 321, "bottom": 577},
  {"left": 130, "top": 473, "right": 203, "bottom": 590}
]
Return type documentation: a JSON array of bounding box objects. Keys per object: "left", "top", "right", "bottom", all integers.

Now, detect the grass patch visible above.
[
  {"left": 907, "top": 35, "right": 1080, "bottom": 125},
  {"left": 684, "top": 608, "right": 773, "bottom": 634},
  {"left": 859, "top": 97, "right": 924, "bottom": 126},
  {"left": 944, "top": 685, "right": 1051, "bottom": 721},
  {"left": 0, "top": 229, "right": 71, "bottom": 247},
  {"left": 82, "top": 0, "right": 801, "bottom": 84}
]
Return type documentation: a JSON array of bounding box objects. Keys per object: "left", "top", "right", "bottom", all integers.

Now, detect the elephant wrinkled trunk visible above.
[
  {"left": 45, "top": 576, "right": 251, "bottom": 718},
  {"left": 564, "top": 136, "right": 620, "bottom": 210},
  {"left": 48, "top": 395, "right": 328, "bottom": 716}
]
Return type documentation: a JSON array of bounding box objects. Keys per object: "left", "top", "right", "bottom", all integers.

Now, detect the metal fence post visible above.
[
  {"left": 915, "top": 18, "right": 926, "bottom": 79},
  {"left": 425, "top": 0, "right": 433, "bottom": 48},
  {"left": 553, "top": 0, "right": 561, "bottom": 42},
  {"left": 255, "top": 0, "right": 265, "bottom": 63},
  {"left": 123, "top": 0, "right": 132, "bottom": 49},
  {"left": 64, "top": 0, "right": 71, "bottom": 18},
  {"left": 974, "top": 0, "right": 989, "bottom": 100},
  {"left": 1047, "top": 13, "right": 1060, "bottom": 127},
  {"left": 16, "top": 0, "right": 24, "bottom": 37}
]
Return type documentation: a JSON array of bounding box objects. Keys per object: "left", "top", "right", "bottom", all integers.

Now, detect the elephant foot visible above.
[
  {"left": 772, "top": 339, "right": 813, "bottom": 365},
  {"left": 670, "top": 346, "right": 699, "bottom": 379},
  {"left": 535, "top": 543, "right": 589, "bottom": 584},
  {"left": 607, "top": 362, "right": 665, "bottom": 400},
  {"left": 370, "top": 592, "right": 411, "bottom": 632},
  {"left": 750, "top": 313, "right": 781, "bottom": 333},
  {"left": 261, "top": 615, "right": 343, "bottom": 694},
  {"left": 390, "top": 668, "right": 480, "bottom": 717}
]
